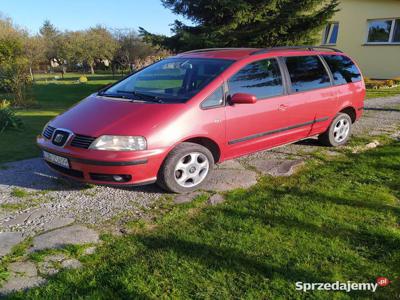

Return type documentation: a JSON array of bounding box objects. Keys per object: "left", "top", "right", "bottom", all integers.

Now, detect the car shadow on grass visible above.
[
  {"left": 293, "top": 137, "right": 322, "bottom": 147},
  {"left": 17, "top": 234, "right": 325, "bottom": 299}
]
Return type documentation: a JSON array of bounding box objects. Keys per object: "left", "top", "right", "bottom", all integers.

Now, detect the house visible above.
[{"left": 319, "top": 0, "right": 400, "bottom": 79}]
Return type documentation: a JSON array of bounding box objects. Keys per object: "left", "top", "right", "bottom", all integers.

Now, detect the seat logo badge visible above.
[{"left": 54, "top": 134, "right": 64, "bottom": 144}]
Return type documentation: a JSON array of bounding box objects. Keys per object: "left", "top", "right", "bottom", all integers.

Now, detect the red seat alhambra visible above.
[{"left": 37, "top": 47, "right": 365, "bottom": 193}]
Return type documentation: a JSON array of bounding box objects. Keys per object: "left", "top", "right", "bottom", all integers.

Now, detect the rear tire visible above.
[
  {"left": 157, "top": 142, "right": 214, "bottom": 193},
  {"left": 318, "top": 113, "right": 352, "bottom": 147}
]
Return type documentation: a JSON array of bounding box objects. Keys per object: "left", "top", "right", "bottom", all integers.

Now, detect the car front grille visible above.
[
  {"left": 70, "top": 135, "right": 97, "bottom": 149},
  {"left": 43, "top": 125, "right": 56, "bottom": 139},
  {"left": 42, "top": 125, "right": 96, "bottom": 149}
]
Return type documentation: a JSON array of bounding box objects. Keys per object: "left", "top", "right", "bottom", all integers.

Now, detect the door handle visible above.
[{"left": 278, "top": 104, "right": 288, "bottom": 111}]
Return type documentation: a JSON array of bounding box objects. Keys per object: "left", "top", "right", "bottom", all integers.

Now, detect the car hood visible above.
[{"left": 50, "top": 94, "right": 186, "bottom": 137}]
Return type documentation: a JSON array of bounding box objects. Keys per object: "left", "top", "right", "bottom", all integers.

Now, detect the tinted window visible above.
[
  {"left": 201, "top": 86, "right": 224, "bottom": 109},
  {"left": 322, "top": 55, "right": 361, "bottom": 85},
  {"left": 285, "top": 56, "right": 331, "bottom": 92},
  {"left": 228, "top": 59, "right": 283, "bottom": 99}
]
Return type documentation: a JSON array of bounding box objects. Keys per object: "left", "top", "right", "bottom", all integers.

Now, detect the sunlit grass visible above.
[
  {"left": 6, "top": 141, "right": 400, "bottom": 299},
  {"left": 366, "top": 85, "right": 400, "bottom": 99},
  {"left": 0, "top": 73, "right": 120, "bottom": 163}
]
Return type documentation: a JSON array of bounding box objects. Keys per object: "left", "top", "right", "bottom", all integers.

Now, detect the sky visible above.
[{"left": 0, "top": 0, "right": 189, "bottom": 36}]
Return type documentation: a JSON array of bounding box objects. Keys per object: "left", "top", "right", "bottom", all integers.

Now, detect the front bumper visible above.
[{"left": 37, "top": 136, "right": 166, "bottom": 186}]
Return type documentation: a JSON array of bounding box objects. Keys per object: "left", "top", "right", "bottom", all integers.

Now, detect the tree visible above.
[
  {"left": 65, "top": 26, "right": 117, "bottom": 74},
  {"left": 39, "top": 20, "right": 58, "bottom": 38},
  {"left": 86, "top": 26, "right": 118, "bottom": 74},
  {"left": 140, "top": 0, "right": 339, "bottom": 52},
  {"left": 113, "top": 29, "right": 156, "bottom": 71},
  {"left": 39, "top": 20, "right": 68, "bottom": 77},
  {"left": 23, "top": 35, "right": 45, "bottom": 81},
  {"left": 0, "top": 17, "right": 31, "bottom": 106}
]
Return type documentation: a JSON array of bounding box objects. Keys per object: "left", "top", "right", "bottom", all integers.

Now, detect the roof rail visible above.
[
  {"left": 181, "top": 48, "right": 255, "bottom": 54},
  {"left": 250, "top": 46, "right": 343, "bottom": 55}
]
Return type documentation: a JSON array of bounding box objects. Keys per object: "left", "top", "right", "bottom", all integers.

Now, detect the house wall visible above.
[{"left": 323, "top": 0, "right": 400, "bottom": 79}]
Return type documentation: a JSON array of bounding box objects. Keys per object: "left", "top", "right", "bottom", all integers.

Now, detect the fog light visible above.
[
  {"left": 111, "top": 175, "right": 132, "bottom": 182},
  {"left": 90, "top": 173, "right": 132, "bottom": 182},
  {"left": 113, "top": 175, "right": 124, "bottom": 182}
]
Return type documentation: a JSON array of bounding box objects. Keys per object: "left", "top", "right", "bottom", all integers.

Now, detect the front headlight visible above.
[{"left": 89, "top": 135, "right": 147, "bottom": 151}]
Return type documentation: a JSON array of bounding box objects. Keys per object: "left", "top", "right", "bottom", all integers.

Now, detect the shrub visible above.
[
  {"left": 365, "top": 79, "right": 384, "bottom": 89},
  {"left": 384, "top": 80, "right": 395, "bottom": 87},
  {"left": 364, "top": 78, "right": 398, "bottom": 89},
  {"left": 0, "top": 100, "right": 23, "bottom": 133},
  {"left": 365, "top": 77, "right": 400, "bottom": 89},
  {"left": 393, "top": 77, "right": 400, "bottom": 85},
  {"left": 79, "top": 76, "right": 88, "bottom": 83},
  {"left": 0, "top": 35, "right": 33, "bottom": 107}
]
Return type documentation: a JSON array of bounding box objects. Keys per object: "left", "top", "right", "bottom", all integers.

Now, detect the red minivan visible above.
[{"left": 37, "top": 47, "right": 365, "bottom": 193}]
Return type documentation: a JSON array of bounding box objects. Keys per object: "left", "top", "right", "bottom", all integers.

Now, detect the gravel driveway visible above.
[{"left": 1, "top": 95, "right": 400, "bottom": 238}]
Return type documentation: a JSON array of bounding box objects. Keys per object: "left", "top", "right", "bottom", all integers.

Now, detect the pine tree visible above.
[
  {"left": 140, "top": 0, "right": 339, "bottom": 52},
  {"left": 39, "top": 20, "right": 58, "bottom": 39}
]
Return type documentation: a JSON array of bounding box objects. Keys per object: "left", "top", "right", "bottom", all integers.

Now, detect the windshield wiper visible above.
[
  {"left": 98, "top": 92, "right": 145, "bottom": 102},
  {"left": 116, "top": 90, "right": 164, "bottom": 103}
]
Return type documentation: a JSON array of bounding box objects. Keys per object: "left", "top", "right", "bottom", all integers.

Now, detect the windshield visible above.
[{"left": 101, "top": 58, "right": 234, "bottom": 103}]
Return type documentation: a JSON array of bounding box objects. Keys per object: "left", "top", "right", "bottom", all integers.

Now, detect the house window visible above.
[
  {"left": 366, "top": 19, "right": 400, "bottom": 43},
  {"left": 393, "top": 20, "right": 400, "bottom": 42},
  {"left": 323, "top": 22, "right": 339, "bottom": 45}
]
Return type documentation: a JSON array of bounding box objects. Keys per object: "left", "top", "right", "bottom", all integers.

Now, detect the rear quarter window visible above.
[{"left": 322, "top": 55, "right": 362, "bottom": 85}]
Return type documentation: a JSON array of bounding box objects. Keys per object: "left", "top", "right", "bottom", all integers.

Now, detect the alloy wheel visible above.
[
  {"left": 174, "top": 152, "right": 210, "bottom": 188},
  {"left": 333, "top": 118, "right": 350, "bottom": 143}
]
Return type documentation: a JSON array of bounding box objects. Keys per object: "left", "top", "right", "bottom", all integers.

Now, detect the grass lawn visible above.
[
  {"left": 5, "top": 140, "right": 400, "bottom": 299},
  {"left": 0, "top": 73, "right": 121, "bottom": 163},
  {"left": 366, "top": 85, "right": 400, "bottom": 99}
]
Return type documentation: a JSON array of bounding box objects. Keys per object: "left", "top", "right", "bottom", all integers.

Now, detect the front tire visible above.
[
  {"left": 157, "top": 142, "right": 214, "bottom": 193},
  {"left": 318, "top": 113, "right": 352, "bottom": 147}
]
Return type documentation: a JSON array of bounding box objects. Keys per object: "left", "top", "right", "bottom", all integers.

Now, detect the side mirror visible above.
[{"left": 231, "top": 93, "right": 257, "bottom": 104}]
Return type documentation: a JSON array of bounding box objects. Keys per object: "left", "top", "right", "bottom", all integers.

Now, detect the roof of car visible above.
[{"left": 176, "top": 46, "right": 343, "bottom": 60}]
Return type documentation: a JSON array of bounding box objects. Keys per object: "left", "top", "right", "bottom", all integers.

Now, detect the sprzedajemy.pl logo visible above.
[{"left": 296, "top": 277, "right": 391, "bottom": 293}]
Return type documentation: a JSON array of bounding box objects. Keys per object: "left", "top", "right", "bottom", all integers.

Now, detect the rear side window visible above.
[
  {"left": 322, "top": 55, "right": 361, "bottom": 85},
  {"left": 285, "top": 56, "right": 331, "bottom": 93},
  {"left": 228, "top": 59, "right": 283, "bottom": 99}
]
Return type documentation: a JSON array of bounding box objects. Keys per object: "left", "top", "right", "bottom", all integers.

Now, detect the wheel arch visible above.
[
  {"left": 339, "top": 106, "right": 357, "bottom": 123},
  {"left": 182, "top": 136, "right": 222, "bottom": 163},
  {"left": 157, "top": 136, "right": 222, "bottom": 177}
]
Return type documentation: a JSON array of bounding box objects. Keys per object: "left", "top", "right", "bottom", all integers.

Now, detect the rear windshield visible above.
[
  {"left": 101, "top": 58, "right": 234, "bottom": 103},
  {"left": 322, "top": 55, "right": 362, "bottom": 85}
]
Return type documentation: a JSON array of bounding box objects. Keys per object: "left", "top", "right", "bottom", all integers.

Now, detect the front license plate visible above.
[{"left": 43, "top": 151, "right": 70, "bottom": 169}]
